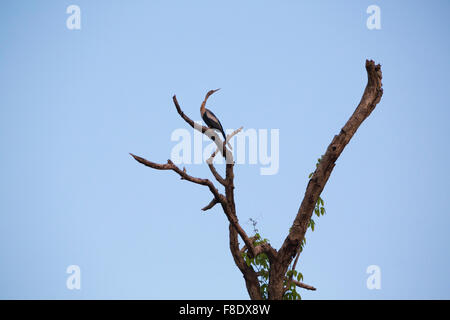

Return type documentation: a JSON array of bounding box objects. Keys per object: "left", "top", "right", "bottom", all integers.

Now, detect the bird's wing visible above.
[
  {"left": 205, "top": 109, "right": 224, "bottom": 130},
  {"left": 204, "top": 108, "right": 231, "bottom": 149}
]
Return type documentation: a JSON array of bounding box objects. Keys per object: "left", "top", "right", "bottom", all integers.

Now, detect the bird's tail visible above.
[{"left": 222, "top": 130, "right": 233, "bottom": 150}]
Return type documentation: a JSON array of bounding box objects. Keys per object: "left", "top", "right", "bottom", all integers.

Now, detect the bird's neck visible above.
[{"left": 200, "top": 104, "right": 206, "bottom": 115}]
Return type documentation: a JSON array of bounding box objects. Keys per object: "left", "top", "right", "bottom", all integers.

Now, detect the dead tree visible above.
[{"left": 130, "top": 60, "right": 383, "bottom": 300}]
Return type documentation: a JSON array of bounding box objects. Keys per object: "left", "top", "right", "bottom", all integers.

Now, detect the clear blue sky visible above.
[{"left": 1, "top": 0, "right": 449, "bottom": 299}]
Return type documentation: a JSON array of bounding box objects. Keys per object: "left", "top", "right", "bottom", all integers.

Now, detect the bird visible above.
[
  {"left": 201, "top": 104, "right": 227, "bottom": 142},
  {"left": 201, "top": 99, "right": 233, "bottom": 150}
]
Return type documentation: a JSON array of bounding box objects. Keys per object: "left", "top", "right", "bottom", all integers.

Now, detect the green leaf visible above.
[
  {"left": 318, "top": 197, "right": 324, "bottom": 205},
  {"left": 309, "top": 218, "right": 315, "bottom": 231}
]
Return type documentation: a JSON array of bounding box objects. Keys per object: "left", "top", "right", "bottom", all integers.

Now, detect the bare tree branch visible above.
[
  {"left": 130, "top": 153, "right": 226, "bottom": 203},
  {"left": 284, "top": 279, "right": 317, "bottom": 291},
  {"left": 130, "top": 152, "right": 258, "bottom": 254},
  {"left": 172, "top": 93, "right": 209, "bottom": 134},
  {"left": 268, "top": 59, "right": 383, "bottom": 299},
  {"left": 201, "top": 198, "right": 219, "bottom": 211},
  {"left": 206, "top": 153, "right": 227, "bottom": 187},
  {"left": 206, "top": 126, "right": 244, "bottom": 187}
]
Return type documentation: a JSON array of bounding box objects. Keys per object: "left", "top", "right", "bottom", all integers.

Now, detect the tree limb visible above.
[
  {"left": 130, "top": 152, "right": 257, "bottom": 254},
  {"left": 129, "top": 153, "right": 226, "bottom": 207},
  {"left": 206, "top": 153, "right": 227, "bottom": 187},
  {"left": 201, "top": 198, "right": 219, "bottom": 211},
  {"left": 284, "top": 279, "right": 317, "bottom": 291},
  {"left": 206, "top": 126, "right": 244, "bottom": 186},
  {"left": 288, "top": 246, "right": 302, "bottom": 283},
  {"left": 277, "top": 59, "right": 383, "bottom": 273}
]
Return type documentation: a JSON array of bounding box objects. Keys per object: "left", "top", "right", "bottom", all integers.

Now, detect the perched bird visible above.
[
  {"left": 200, "top": 88, "right": 232, "bottom": 150},
  {"left": 201, "top": 104, "right": 227, "bottom": 142}
]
